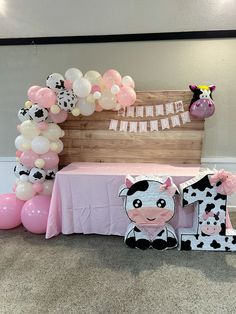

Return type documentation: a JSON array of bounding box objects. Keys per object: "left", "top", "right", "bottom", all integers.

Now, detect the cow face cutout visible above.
[
  {"left": 189, "top": 84, "right": 215, "bottom": 118},
  {"left": 119, "top": 176, "right": 179, "bottom": 226}
]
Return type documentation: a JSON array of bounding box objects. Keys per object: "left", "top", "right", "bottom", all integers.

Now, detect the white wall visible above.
[{"left": 0, "top": 0, "right": 236, "bottom": 38}]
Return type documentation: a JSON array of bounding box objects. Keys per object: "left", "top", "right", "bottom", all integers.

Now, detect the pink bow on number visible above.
[
  {"left": 209, "top": 169, "right": 236, "bottom": 195},
  {"left": 160, "top": 177, "right": 176, "bottom": 197}
]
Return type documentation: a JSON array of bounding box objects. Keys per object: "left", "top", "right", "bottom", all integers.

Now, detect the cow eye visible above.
[
  {"left": 156, "top": 199, "right": 166, "bottom": 208},
  {"left": 133, "top": 199, "right": 142, "bottom": 208}
]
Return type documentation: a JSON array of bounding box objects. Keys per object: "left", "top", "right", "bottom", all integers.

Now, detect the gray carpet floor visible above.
[{"left": 1, "top": 220, "right": 236, "bottom": 314}]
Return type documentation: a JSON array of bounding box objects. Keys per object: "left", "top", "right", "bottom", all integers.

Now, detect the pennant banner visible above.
[{"left": 110, "top": 110, "right": 191, "bottom": 133}]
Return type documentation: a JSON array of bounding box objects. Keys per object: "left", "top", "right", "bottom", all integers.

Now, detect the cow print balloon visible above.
[
  {"left": 29, "top": 167, "right": 46, "bottom": 183},
  {"left": 46, "top": 73, "right": 65, "bottom": 93},
  {"left": 18, "top": 108, "right": 30, "bottom": 122},
  {"left": 45, "top": 168, "right": 57, "bottom": 180},
  {"left": 57, "top": 89, "right": 78, "bottom": 112},
  {"left": 28, "top": 105, "right": 49, "bottom": 123},
  {"left": 14, "top": 163, "right": 30, "bottom": 178}
]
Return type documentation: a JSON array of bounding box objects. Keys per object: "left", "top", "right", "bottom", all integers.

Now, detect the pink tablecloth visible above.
[{"left": 46, "top": 162, "right": 203, "bottom": 239}]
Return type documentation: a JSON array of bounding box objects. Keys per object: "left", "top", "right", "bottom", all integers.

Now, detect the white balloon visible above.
[
  {"left": 51, "top": 140, "right": 63, "bottom": 154},
  {"left": 15, "top": 135, "right": 31, "bottom": 151},
  {"left": 93, "top": 91, "right": 101, "bottom": 99},
  {"left": 41, "top": 180, "right": 54, "bottom": 196},
  {"left": 46, "top": 73, "right": 65, "bottom": 92},
  {"left": 31, "top": 136, "right": 50, "bottom": 154},
  {"left": 73, "top": 78, "right": 91, "bottom": 98},
  {"left": 18, "top": 108, "right": 30, "bottom": 122},
  {"left": 65, "top": 68, "right": 83, "bottom": 81},
  {"left": 42, "top": 123, "right": 63, "bottom": 140},
  {"left": 14, "top": 163, "right": 30, "bottom": 178},
  {"left": 77, "top": 99, "right": 95, "bottom": 116},
  {"left": 19, "top": 174, "right": 29, "bottom": 182},
  {"left": 111, "top": 84, "right": 120, "bottom": 95},
  {"left": 57, "top": 89, "right": 77, "bottom": 112},
  {"left": 29, "top": 167, "right": 46, "bottom": 183},
  {"left": 121, "top": 76, "right": 135, "bottom": 88},
  {"left": 28, "top": 105, "right": 49, "bottom": 123},
  {"left": 16, "top": 182, "right": 36, "bottom": 200},
  {"left": 20, "top": 121, "right": 40, "bottom": 139}
]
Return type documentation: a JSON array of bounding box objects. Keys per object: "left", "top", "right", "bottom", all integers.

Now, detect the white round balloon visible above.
[
  {"left": 31, "top": 136, "right": 50, "bottom": 154},
  {"left": 73, "top": 78, "right": 91, "bottom": 98},
  {"left": 20, "top": 120, "right": 40, "bottom": 139},
  {"left": 57, "top": 89, "right": 78, "bottom": 112},
  {"left": 42, "top": 123, "right": 63, "bottom": 140},
  {"left": 29, "top": 167, "right": 46, "bottom": 183},
  {"left": 18, "top": 108, "right": 30, "bottom": 122},
  {"left": 121, "top": 76, "right": 135, "bottom": 88},
  {"left": 77, "top": 99, "right": 95, "bottom": 116},
  {"left": 28, "top": 105, "right": 49, "bottom": 123},
  {"left": 46, "top": 73, "right": 65, "bottom": 92},
  {"left": 16, "top": 181, "right": 36, "bottom": 200},
  {"left": 65, "top": 68, "right": 83, "bottom": 81},
  {"left": 15, "top": 135, "right": 31, "bottom": 151}
]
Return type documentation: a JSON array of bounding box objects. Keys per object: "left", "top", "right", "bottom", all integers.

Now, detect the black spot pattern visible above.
[
  {"left": 152, "top": 239, "right": 167, "bottom": 250},
  {"left": 220, "top": 205, "right": 226, "bottom": 211},
  {"left": 205, "top": 203, "right": 215, "bottom": 213},
  {"left": 219, "top": 223, "right": 226, "bottom": 236},
  {"left": 216, "top": 181, "right": 222, "bottom": 187},
  {"left": 197, "top": 242, "right": 204, "bottom": 248},
  {"left": 136, "top": 239, "right": 151, "bottom": 250},
  {"left": 225, "top": 247, "right": 231, "bottom": 252},
  {"left": 181, "top": 240, "right": 192, "bottom": 250},
  {"left": 191, "top": 192, "right": 196, "bottom": 197},
  {"left": 127, "top": 180, "right": 149, "bottom": 196},
  {"left": 191, "top": 175, "right": 212, "bottom": 192},
  {"left": 206, "top": 191, "right": 212, "bottom": 197},
  {"left": 125, "top": 237, "right": 136, "bottom": 248},
  {"left": 33, "top": 172, "right": 43, "bottom": 179},
  {"left": 157, "top": 229, "right": 165, "bottom": 237},
  {"left": 34, "top": 109, "right": 44, "bottom": 118},
  {"left": 225, "top": 237, "right": 229, "bottom": 242},
  {"left": 198, "top": 200, "right": 204, "bottom": 204},
  {"left": 232, "top": 236, "right": 236, "bottom": 245},
  {"left": 214, "top": 193, "right": 227, "bottom": 201},
  {"left": 195, "top": 234, "right": 199, "bottom": 240},
  {"left": 183, "top": 199, "right": 189, "bottom": 207},
  {"left": 210, "top": 240, "right": 221, "bottom": 249},
  {"left": 134, "top": 226, "right": 141, "bottom": 232},
  {"left": 167, "top": 237, "right": 177, "bottom": 248}
]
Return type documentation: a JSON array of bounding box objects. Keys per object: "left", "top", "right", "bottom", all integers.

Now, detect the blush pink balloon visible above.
[
  {"left": 21, "top": 195, "right": 51, "bottom": 234},
  {"left": 35, "top": 88, "right": 57, "bottom": 108},
  {"left": 48, "top": 109, "right": 68, "bottom": 123},
  {"left": 64, "top": 80, "right": 73, "bottom": 90},
  {"left": 20, "top": 150, "right": 39, "bottom": 168},
  {"left": 27, "top": 86, "right": 41, "bottom": 103},
  {"left": 117, "top": 86, "right": 136, "bottom": 107},
  {"left": 33, "top": 183, "right": 43, "bottom": 193},
  {"left": 16, "top": 150, "right": 23, "bottom": 158},
  {"left": 91, "top": 85, "right": 101, "bottom": 93},
  {"left": 41, "top": 151, "right": 59, "bottom": 169},
  {"left": 12, "top": 184, "right": 17, "bottom": 192},
  {"left": 37, "top": 121, "right": 48, "bottom": 131},
  {"left": 95, "top": 103, "right": 103, "bottom": 112},
  {"left": 103, "top": 69, "right": 122, "bottom": 88},
  {"left": 0, "top": 193, "right": 25, "bottom": 229}
]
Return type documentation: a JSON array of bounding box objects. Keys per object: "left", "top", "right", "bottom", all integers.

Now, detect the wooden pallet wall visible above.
[{"left": 59, "top": 91, "right": 204, "bottom": 165}]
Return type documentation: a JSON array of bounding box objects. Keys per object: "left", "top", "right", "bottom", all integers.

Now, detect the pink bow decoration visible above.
[
  {"left": 160, "top": 177, "right": 177, "bottom": 196},
  {"left": 209, "top": 169, "right": 236, "bottom": 195},
  {"left": 202, "top": 211, "right": 214, "bottom": 221}
]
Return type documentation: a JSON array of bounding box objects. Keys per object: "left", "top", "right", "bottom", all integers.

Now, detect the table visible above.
[{"left": 46, "top": 162, "right": 204, "bottom": 239}]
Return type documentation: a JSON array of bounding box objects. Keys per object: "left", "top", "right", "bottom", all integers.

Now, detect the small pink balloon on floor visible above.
[
  {"left": 0, "top": 194, "right": 25, "bottom": 229},
  {"left": 21, "top": 195, "right": 51, "bottom": 234}
]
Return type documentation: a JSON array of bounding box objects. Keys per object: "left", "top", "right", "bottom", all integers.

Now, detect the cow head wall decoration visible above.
[{"left": 189, "top": 84, "right": 216, "bottom": 118}]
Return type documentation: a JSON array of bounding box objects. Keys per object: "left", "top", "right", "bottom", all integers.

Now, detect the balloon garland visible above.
[{"left": 14, "top": 68, "right": 136, "bottom": 201}]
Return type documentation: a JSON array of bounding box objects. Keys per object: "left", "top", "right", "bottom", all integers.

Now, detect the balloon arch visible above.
[{"left": 0, "top": 68, "right": 136, "bottom": 233}]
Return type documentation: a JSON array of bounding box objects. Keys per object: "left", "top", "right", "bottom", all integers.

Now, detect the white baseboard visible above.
[{"left": 0, "top": 156, "right": 236, "bottom": 210}]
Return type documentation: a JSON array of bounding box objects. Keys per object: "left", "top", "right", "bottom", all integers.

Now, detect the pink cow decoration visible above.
[
  {"left": 189, "top": 84, "right": 216, "bottom": 118},
  {"left": 119, "top": 175, "right": 179, "bottom": 250}
]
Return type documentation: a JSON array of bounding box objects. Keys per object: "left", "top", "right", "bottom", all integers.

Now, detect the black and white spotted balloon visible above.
[
  {"left": 46, "top": 73, "right": 65, "bottom": 93},
  {"left": 57, "top": 89, "right": 78, "bottom": 112},
  {"left": 18, "top": 108, "right": 30, "bottom": 122},
  {"left": 29, "top": 167, "right": 46, "bottom": 183},
  {"left": 45, "top": 168, "right": 58, "bottom": 180},
  {"left": 14, "top": 163, "right": 30, "bottom": 178},
  {"left": 28, "top": 105, "right": 49, "bottom": 123}
]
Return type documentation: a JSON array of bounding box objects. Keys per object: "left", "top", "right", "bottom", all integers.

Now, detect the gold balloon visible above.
[
  {"left": 35, "top": 158, "right": 45, "bottom": 169},
  {"left": 25, "top": 100, "right": 33, "bottom": 109},
  {"left": 98, "top": 90, "right": 117, "bottom": 110},
  {"left": 50, "top": 104, "right": 61, "bottom": 114}
]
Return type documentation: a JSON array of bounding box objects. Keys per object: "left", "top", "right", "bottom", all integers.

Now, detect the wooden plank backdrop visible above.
[{"left": 59, "top": 91, "right": 204, "bottom": 165}]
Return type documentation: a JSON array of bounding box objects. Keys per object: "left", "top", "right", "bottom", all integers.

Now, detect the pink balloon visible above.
[
  {"left": 0, "top": 193, "right": 25, "bottom": 229},
  {"left": 16, "top": 150, "right": 23, "bottom": 158},
  {"left": 41, "top": 151, "right": 59, "bottom": 169},
  {"left": 95, "top": 103, "right": 103, "bottom": 112},
  {"left": 103, "top": 69, "right": 122, "bottom": 88},
  {"left": 91, "top": 85, "right": 101, "bottom": 93},
  {"left": 35, "top": 88, "right": 57, "bottom": 108},
  {"left": 48, "top": 109, "right": 68, "bottom": 123},
  {"left": 117, "top": 86, "right": 136, "bottom": 107},
  {"left": 20, "top": 150, "right": 39, "bottom": 168},
  {"left": 27, "top": 86, "right": 41, "bottom": 103},
  {"left": 33, "top": 183, "right": 43, "bottom": 193},
  {"left": 37, "top": 121, "right": 48, "bottom": 131},
  {"left": 21, "top": 195, "right": 51, "bottom": 234},
  {"left": 64, "top": 80, "right": 73, "bottom": 90}
]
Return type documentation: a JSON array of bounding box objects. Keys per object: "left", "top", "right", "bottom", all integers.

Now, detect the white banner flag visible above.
[
  {"left": 165, "top": 103, "right": 174, "bottom": 115},
  {"left": 119, "top": 120, "right": 128, "bottom": 132},
  {"left": 126, "top": 106, "right": 135, "bottom": 117},
  {"left": 181, "top": 111, "right": 191, "bottom": 124},
  {"left": 139, "top": 121, "right": 148, "bottom": 132},
  {"left": 109, "top": 119, "right": 118, "bottom": 131},
  {"left": 129, "top": 121, "right": 138, "bottom": 132},
  {"left": 171, "top": 115, "right": 181, "bottom": 127},
  {"left": 161, "top": 118, "right": 170, "bottom": 130},
  {"left": 136, "top": 106, "right": 144, "bottom": 117},
  {"left": 175, "top": 100, "right": 184, "bottom": 113},
  {"left": 150, "top": 120, "right": 159, "bottom": 131},
  {"left": 145, "top": 105, "right": 154, "bottom": 117},
  {"left": 155, "top": 104, "right": 164, "bottom": 116}
]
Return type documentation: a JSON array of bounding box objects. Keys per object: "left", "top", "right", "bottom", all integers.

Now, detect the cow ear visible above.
[
  {"left": 163, "top": 177, "right": 172, "bottom": 187},
  {"left": 189, "top": 84, "right": 197, "bottom": 92},
  {"left": 119, "top": 186, "right": 129, "bottom": 197},
  {"left": 125, "top": 175, "right": 134, "bottom": 188},
  {"left": 209, "top": 85, "right": 216, "bottom": 92}
]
